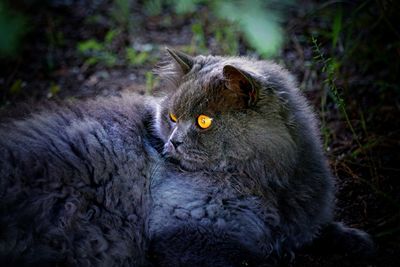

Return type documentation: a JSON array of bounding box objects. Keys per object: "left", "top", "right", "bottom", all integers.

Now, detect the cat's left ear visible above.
[
  {"left": 166, "top": 48, "right": 194, "bottom": 74},
  {"left": 223, "top": 65, "right": 259, "bottom": 107}
]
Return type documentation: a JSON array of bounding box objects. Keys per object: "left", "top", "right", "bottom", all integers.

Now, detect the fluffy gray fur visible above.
[
  {"left": 0, "top": 51, "right": 373, "bottom": 267},
  {"left": 0, "top": 94, "right": 157, "bottom": 266},
  {"left": 150, "top": 51, "right": 373, "bottom": 266}
]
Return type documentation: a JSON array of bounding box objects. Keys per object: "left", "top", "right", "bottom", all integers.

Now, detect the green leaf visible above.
[
  {"left": 214, "top": 0, "right": 283, "bottom": 57},
  {"left": 145, "top": 71, "right": 154, "bottom": 95},
  {"left": 49, "top": 83, "right": 61, "bottom": 95},
  {"left": 84, "top": 57, "right": 99, "bottom": 66},
  {"left": 191, "top": 22, "right": 206, "bottom": 50},
  {"left": 77, "top": 39, "right": 104, "bottom": 53},
  {"left": 135, "top": 52, "right": 149, "bottom": 65},
  {"left": 0, "top": 1, "right": 28, "bottom": 57},
  {"left": 174, "top": 0, "right": 198, "bottom": 14},
  {"left": 144, "top": 0, "right": 163, "bottom": 16},
  {"left": 111, "top": 0, "right": 131, "bottom": 28},
  {"left": 47, "top": 82, "right": 61, "bottom": 98},
  {"left": 105, "top": 29, "right": 119, "bottom": 45},
  {"left": 102, "top": 52, "right": 118, "bottom": 67},
  {"left": 126, "top": 47, "right": 149, "bottom": 65},
  {"left": 332, "top": 9, "right": 342, "bottom": 48},
  {"left": 126, "top": 47, "right": 137, "bottom": 63},
  {"left": 9, "top": 79, "right": 23, "bottom": 95}
]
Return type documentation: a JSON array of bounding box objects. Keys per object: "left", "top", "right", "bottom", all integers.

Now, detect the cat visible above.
[
  {"left": 148, "top": 49, "right": 374, "bottom": 266},
  {"left": 0, "top": 49, "right": 373, "bottom": 267}
]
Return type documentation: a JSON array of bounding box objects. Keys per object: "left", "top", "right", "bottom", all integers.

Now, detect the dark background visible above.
[{"left": 0, "top": 0, "right": 399, "bottom": 266}]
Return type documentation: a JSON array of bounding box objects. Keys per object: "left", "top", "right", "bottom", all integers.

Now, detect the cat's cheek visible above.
[
  {"left": 153, "top": 105, "right": 170, "bottom": 142},
  {"left": 163, "top": 142, "right": 175, "bottom": 154},
  {"left": 159, "top": 122, "right": 173, "bottom": 143}
]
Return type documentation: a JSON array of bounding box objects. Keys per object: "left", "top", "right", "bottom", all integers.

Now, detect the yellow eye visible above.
[
  {"left": 169, "top": 113, "right": 177, "bottom": 122},
  {"left": 197, "top": 114, "right": 213, "bottom": 129}
]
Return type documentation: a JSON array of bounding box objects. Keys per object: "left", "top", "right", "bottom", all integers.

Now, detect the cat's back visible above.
[
  {"left": 0, "top": 92, "right": 155, "bottom": 185},
  {"left": 0, "top": 92, "right": 157, "bottom": 266}
]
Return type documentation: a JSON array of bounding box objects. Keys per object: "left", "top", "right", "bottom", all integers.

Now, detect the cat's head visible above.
[{"left": 154, "top": 49, "right": 299, "bottom": 172}]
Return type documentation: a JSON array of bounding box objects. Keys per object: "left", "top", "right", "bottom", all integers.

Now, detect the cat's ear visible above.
[
  {"left": 154, "top": 48, "right": 194, "bottom": 91},
  {"left": 223, "top": 65, "right": 259, "bottom": 107},
  {"left": 166, "top": 48, "right": 194, "bottom": 74}
]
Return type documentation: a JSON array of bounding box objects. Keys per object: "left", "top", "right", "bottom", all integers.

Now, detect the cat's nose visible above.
[{"left": 170, "top": 139, "right": 183, "bottom": 149}]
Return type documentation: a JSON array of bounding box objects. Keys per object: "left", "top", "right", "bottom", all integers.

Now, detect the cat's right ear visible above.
[
  {"left": 166, "top": 48, "right": 194, "bottom": 74},
  {"left": 223, "top": 65, "right": 259, "bottom": 107}
]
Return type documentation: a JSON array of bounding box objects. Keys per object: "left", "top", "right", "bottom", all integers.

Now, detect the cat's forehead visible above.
[
  {"left": 166, "top": 56, "right": 263, "bottom": 118},
  {"left": 169, "top": 72, "right": 224, "bottom": 118}
]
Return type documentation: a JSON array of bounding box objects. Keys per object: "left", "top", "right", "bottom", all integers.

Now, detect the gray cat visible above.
[{"left": 0, "top": 49, "right": 372, "bottom": 267}]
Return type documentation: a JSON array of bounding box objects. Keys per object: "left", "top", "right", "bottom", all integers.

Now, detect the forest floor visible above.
[{"left": 0, "top": 0, "right": 399, "bottom": 266}]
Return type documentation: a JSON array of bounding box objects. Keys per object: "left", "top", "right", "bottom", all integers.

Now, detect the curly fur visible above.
[
  {"left": 0, "top": 93, "right": 156, "bottom": 266},
  {"left": 0, "top": 52, "right": 373, "bottom": 267}
]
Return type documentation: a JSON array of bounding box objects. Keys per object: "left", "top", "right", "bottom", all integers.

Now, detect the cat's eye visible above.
[
  {"left": 169, "top": 113, "right": 177, "bottom": 123},
  {"left": 197, "top": 114, "right": 213, "bottom": 129}
]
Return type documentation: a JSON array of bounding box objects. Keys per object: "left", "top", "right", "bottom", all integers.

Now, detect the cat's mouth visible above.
[
  {"left": 162, "top": 144, "right": 208, "bottom": 171},
  {"left": 163, "top": 153, "right": 205, "bottom": 172}
]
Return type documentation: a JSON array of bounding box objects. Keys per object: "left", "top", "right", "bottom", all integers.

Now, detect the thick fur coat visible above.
[
  {"left": 0, "top": 94, "right": 156, "bottom": 266},
  {"left": 0, "top": 51, "right": 372, "bottom": 267}
]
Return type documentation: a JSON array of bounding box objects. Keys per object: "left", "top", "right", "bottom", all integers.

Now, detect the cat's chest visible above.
[{"left": 148, "top": 169, "right": 269, "bottom": 233}]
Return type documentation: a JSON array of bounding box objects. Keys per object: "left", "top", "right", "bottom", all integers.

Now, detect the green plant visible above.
[
  {"left": 213, "top": 0, "right": 285, "bottom": 57},
  {"left": 9, "top": 79, "right": 23, "bottom": 95},
  {"left": 312, "top": 36, "right": 350, "bottom": 133},
  {"left": 331, "top": 8, "right": 342, "bottom": 49},
  {"left": 214, "top": 22, "right": 240, "bottom": 55},
  {"left": 144, "top": 0, "right": 163, "bottom": 16},
  {"left": 145, "top": 71, "right": 155, "bottom": 95},
  {"left": 47, "top": 82, "right": 61, "bottom": 98},
  {"left": 77, "top": 38, "right": 117, "bottom": 67},
  {"left": 46, "top": 17, "right": 65, "bottom": 71},
  {"left": 191, "top": 22, "right": 207, "bottom": 52},
  {"left": 0, "top": 1, "right": 28, "bottom": 58},
  {"left": 126, "top": 47, "right": 149, "bottom": 65},
  {"left": 172, "top": 0, "right": 203, "bottom": 14},
  {"left": 110, "top": 0, "right": 132, "bottom": 32},
  {"left": 77, "top": 28, "right": 125, "bottom": 67},
  {"left": 142, "top": 0, "right": 289, "bottom": 57}
]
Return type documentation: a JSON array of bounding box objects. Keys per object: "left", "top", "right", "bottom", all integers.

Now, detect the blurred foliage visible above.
[
  {"left": 47, "top": 82, "right": 61, "bottom": 98},
  {"left": 213, "top": 0, "right": 286, "bottom": 57},
  {"left": 312, "top": 35, "right": 353, "bottom": 149},
  {"left": 318, "top": 1, "right": 399, "bottom": 89},
  {"left": 126, "top": 47, "right": 149, "bottom": 65},
  {"left": 110, "top": 0, "right": 132, "bottom": 33},
  {"left": 145, "top": 71, "right": 155, "bottom": 95},
  {"left": 77, "top": 0, "right": 155, "bottom": 68},
  {"left": 77, "top": 27, "right": 151, "bottom": 68},
  {"left": 143, "top": 0, "right": 292, "bottom": 57},
  {"left": 214, "top": 22, "right": 240, "bottom": 55},
  {"left": 74, "top": 0, "right": 291, "bottom": 69},
  {"left": 0, "top": 1, "right": 28, "bottom": 58},
  {"left": 9, "top": 79, "right": 23, "bottom": 95},
  {"left": 144, "top": 0, "right": 163, "bottom": 16},
  {"left": 190, "top": 22, "right": 207, "bottom": 51},
  {"left": 78, "top": 37, "right": 118, "bottom": 67},
  {"left": 306, "top": 2, "right": 400, "bottom": 233}
]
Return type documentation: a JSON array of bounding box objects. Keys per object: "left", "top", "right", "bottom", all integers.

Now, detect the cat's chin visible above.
[
  {"left": 167, "top": 157, "right": 201, "bottom": 171},
  {"left": 177, "top": 159, "right": 205, "bottom": 172},
  {"left": 163, "top": 154, "right": 207, "bottom": 172}
]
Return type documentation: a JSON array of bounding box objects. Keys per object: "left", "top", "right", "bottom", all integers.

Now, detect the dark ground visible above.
[{"left": 0, "top": 0, "right": 399, "bottom": 266}]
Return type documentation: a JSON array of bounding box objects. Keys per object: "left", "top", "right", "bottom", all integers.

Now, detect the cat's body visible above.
[
  {"left": 0, "top": 50, "right": 372, "bottom": 266},
  {"left": 0, "top": 94, "right": 156, "bottom": 266}
]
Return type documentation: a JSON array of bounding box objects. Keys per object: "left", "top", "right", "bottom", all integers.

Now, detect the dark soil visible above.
[{"left": 0, "top": 0, "right": 399, "bottom": 266}]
